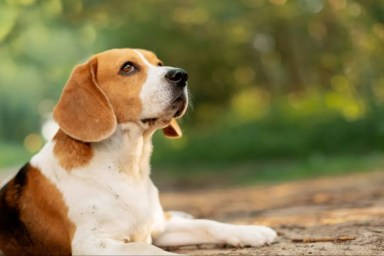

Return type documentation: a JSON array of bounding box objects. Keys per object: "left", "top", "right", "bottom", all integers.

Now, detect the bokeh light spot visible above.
[
  {"left": 24, "top": 134, "right": 43, "bottom": 153},
  {"left": 233, "top": 66, "right": 255, "bottom": 86}
]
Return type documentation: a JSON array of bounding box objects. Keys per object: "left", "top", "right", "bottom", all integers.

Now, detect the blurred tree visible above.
[{"left": 1, "top": 0, "right": 384, "bottom": 159}]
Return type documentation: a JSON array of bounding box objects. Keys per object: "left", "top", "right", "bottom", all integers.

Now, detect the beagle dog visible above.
[{"left": 0, "top": 48, "right": 277, "bottom": 255}]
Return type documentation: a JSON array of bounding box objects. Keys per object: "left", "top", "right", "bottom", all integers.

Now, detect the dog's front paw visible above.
[{"left": 220, "top": 225, "right": 277, "bottom": 247}]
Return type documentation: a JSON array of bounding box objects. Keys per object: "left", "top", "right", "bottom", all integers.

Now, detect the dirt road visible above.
[{"left": 160, "top": 171, "right": 384, "bottom": 255}]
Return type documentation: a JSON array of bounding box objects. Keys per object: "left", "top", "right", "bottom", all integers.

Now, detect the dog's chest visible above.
[
  {"left": 31, "top": 132, "right": 161, "bottom": 244},
  {"left": 61, "top": 169, "right": 159, "bottom": 241}
]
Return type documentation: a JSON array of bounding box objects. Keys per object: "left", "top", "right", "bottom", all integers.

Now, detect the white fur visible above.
[{"left": 27, "top": 51, "right": 276, "bottom": 254}]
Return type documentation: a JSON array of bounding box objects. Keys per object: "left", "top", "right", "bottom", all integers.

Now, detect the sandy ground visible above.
[
  {"left": 160, "top": 171, "right": 384, "bottom": 255},
  {"left": 1, "top": 169, "right": 383, "bottom": 255}
]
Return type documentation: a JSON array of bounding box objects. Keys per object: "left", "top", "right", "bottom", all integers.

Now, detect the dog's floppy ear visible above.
[
  {"left": 53, "top": 57, "right": 117, "bottom": 142},
  {"left": 163, "top": 118, "right": 182, "bottom": 138}
]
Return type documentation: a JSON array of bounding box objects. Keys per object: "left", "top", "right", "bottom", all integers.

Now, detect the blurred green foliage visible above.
[{"left": 1, "top": 0, "right": 384, "bottom": 183}]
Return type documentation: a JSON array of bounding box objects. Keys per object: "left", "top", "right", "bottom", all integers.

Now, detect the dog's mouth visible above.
[
  {"left": 141, "top": 94, "right": 187, "bottom": 126},
  {"left": 141, "top": 117, "right": 158, "bottom": 126},
  {"left": 172, "top": 94, "right": 187, "bottom": 118}
]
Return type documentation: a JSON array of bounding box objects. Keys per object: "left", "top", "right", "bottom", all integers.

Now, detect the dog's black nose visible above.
[{"left": 165, "top": 68, "right": 188, "bottom": 87}]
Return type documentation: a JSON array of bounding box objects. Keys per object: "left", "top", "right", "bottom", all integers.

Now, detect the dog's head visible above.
[{"left": 53, "top": 48, "right": 188, "bottom": 142}]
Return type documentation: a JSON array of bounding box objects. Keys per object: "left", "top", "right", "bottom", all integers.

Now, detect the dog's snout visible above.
[{"left": 165, "top": 68, "right": 188, "bottom": 87}]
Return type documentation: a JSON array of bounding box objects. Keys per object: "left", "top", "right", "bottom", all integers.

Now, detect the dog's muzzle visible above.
[{"left": 166, "top": 68, "right": 188, "bottom": 118}]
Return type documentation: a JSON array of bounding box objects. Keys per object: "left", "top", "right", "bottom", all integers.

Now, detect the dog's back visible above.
[{"left": 0, "top": 164, "right": 72, "bottom": 255}]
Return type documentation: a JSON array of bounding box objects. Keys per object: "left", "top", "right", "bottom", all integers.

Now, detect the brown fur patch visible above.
[
  {"left": 94, "top": 49, "right": 156, "bottom": 123},
  {"left": 53, "top": 129, "right": 93, "bottom": 171},
  {"left": 0, "top": 164, "right": 75, "bottom": 255}
]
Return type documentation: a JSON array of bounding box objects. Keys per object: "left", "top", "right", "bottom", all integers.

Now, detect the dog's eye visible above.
[
  {"left": 119, "top": 62, "right": 137, "bottom": 75},
  {"left": 157, "top": 62, "right": 163, "bottom": 67}
]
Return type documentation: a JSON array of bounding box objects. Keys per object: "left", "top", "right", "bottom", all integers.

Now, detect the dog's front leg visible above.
[{"left": 152, "top": 213, "right": 277, "bottom": 248}]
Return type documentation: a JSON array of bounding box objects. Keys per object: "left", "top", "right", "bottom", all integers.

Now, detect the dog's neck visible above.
[
  {"left": 94, "top": 123, "right": 155, "bottom": 179},
  {"left": 53, "top": 123, "right": 155, "bottom": 179}
]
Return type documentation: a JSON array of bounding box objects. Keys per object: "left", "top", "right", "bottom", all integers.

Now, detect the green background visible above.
[{"left": 1, "top": 0, "right": 384, "bottom": 189}]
